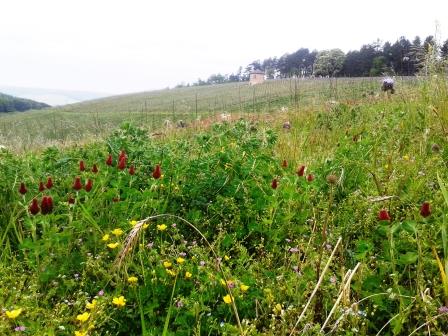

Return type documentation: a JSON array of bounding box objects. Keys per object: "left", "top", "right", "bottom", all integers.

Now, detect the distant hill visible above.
[
  {"left": 0, "top": 86, "right": 111, "bottom": 106},
  {"left": 0, "top": 92, "right": 50, "bottom": 112}
]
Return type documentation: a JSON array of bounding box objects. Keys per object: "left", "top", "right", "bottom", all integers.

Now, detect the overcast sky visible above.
[{"left": 1, "top": 0, "right": 447, "bottom": 94}]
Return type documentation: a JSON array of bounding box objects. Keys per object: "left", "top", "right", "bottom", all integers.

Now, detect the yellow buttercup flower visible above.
[
  {"left": 185, "top": 271, "right": 192, "bottom": 279},
  {"left": 224, "top": 255, "right": 230, "bottom": 261},
  {"left": 143, "top": 223, "right": 149, "bottom": 229},
  {"left": 176, "top": 257, "right": 185, "bottom": 264},
  {"left": 223, "top": 294, "right": 233, "bottom": 304},
  {"left": 128, "top": 276, "right": 138, "bottom": 285},
  {"left": 112, "top": 296, "right": 126, "bottom": 307},
  {"left": 107, "top": 242, "right": 119, "bottom": 249},
  {"left": 129, "top": 220, "right": 138, "bottom": 227},
  {"left": 403, "top": 155, "right": 410, "bottom": 161},
  {"left": 163, "top": 261, "right": 172, "bottom": 268},
  {"left": 240, "top": 284, "right": 250, "bottom": 292},
  {"left": 5, "top": 308, "right": 22, "bottom": 319},
  {"left": 166, "top": 269, "right": 177, "bottom": 277},
  {"left": 157, "top": 224, "right": 167, "bottom": 231},
  {"left": 76, "top": 312, "right": 90, "bottom": 323},
  {"left": 75, "top": 331, "right": 87, "bottom": 336},
  {"left": 101, "top": 234, "right": 110, "bottom": 242},
  {"left": 111, "top": 228, "right": 123, "bottom": 237},
  {"left": 86, "top": 300, "right": 97, "bottom": 310}
]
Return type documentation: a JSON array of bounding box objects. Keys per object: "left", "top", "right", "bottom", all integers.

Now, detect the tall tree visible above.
[
  {"left": 313, "top": 49, "right": 345, "bottom": 77},
  {"left": 342, "top": 51, "right": 362, "bottom": 76}
]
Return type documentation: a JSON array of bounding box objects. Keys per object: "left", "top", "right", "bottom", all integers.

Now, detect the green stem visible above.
[{"left": 162, "top": 275, "right": 178, "bottom": 336}]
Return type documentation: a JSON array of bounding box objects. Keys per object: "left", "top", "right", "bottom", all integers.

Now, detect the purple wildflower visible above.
[{"left": 439, "top": 306, "right": 448, "bottom": 314}]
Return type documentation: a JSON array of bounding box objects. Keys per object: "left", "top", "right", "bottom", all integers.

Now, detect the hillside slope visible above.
[
  {"left": 0, "top": 92, "right": 50, "bottom": 112},
  {"left": 0, "top": 77, "right": 417, "bottom": 152}
]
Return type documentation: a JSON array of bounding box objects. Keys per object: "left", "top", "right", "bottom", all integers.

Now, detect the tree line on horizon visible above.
[
  {"left": 177, "top": 35, "right": 448, "bottom": 87},
  {"left": 0, "top": 92, "right": 50, "bottom": 113}
]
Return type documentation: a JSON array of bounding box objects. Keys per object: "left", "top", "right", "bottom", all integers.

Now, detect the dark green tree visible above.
[{"left": 441, "top": 39, "right": 448, "bottom": 58}]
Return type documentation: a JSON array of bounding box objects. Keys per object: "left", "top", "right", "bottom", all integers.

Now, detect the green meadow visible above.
[{"left": 1, "top": 74, "right": 448, "bottom": 335}]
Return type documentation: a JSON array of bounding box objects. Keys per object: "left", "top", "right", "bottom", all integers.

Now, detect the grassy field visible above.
[
  {"left": 1, "top": 74, "right": 448, "bottom": 335},
  {"left": 0, "top": 77, "right": 419, "bottom": 152}
]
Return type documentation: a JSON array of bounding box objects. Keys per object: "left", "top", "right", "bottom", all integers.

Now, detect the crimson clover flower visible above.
[
  {"left": 46, "top": 177, "right": 53, "bottom": 189},
  {"left": 129, "top": 165, "right": 135, "bottom": 175},
  {"left": 378, "top": 209, "right": 391, "bottom": 221},
  {"left": 420, "top": 201, "right": 431, "bottom": 218},
  {"left": 73, "top": 176, "right": 83, "bottom": 191},
  {"left": 117, "top": 156, "right": 126, "bottom": 170},
  {"left": 152, "top": 164, "right": 162, "bottom": 179},
  {"left": 106, "top": 154, "right": 113, "bottom": 166},
  {"left": 29, "top": 198, "right": 40, "bottom": 215},
  {"left": 19, "top": 182, "right": 27, "bottom": 195},
  {"left": 41, "top": 196, "right": 53, "bottom": 214},
  {"left": 39, "top": 181, "right": 45, "bottom": 192}
]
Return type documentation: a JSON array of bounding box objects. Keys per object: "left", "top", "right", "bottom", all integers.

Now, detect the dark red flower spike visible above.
[
  {"left": 79, "top": 160, "right": 86, "bottom": 172},
  {"left": 46, "top": 177, "right": 53, "bottom": 189},
  {"left": 119, "top": 150, "right": 127, "bottom": 161},
  {"left": 41, "top": 196, "right": 53, "bottom": 215},
  {"left": 92, "top": 164, "right": 98, "bottom": 173},
  {"left": 271, "top": 178, "right": 278, "bottom": 189},
  {"left": 420, "top": 202, "right": 431, "bottom": 218},
  {"left": 19, "top": 183, "right": 27, "bottom": 195},
  {"left": 73, "top": 177, "right": 83, "bottom": 191},
  {"left": 152, "top": 164, "right": 161, "bottom": 179},
  {"left": 106, "top": 154, "right": 113, "bottom": 166},
  {"left": 39, "top": 182, "right": 45, "bottom": 192},
  {"left": 117, "top": 156, "right": 126, "bottom": 170},
  {"left": 378, "top": 209, "right": 391, "bottom": 221},
  {"left": 85, "top": 179, "right": 93, "bottom": 192},
  {"left": 297, "top": 165, "right": 305, "bottom": 177},
  {"left": 129, "top": 165, "right": 135, "bottom": 175},
  {"left": 29, "top": 198, "right": 40, "bottom": 215}
]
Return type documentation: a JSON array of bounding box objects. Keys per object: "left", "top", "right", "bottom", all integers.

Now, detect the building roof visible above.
[{"left": 250, "top": 69, "right": 264, "bottom": 75}]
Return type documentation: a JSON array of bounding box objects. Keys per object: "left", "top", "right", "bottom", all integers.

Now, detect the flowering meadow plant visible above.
[{"left": 0, "top": 93, "right": 447, "bottom": 336}]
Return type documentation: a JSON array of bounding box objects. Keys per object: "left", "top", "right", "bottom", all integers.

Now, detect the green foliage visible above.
[
  {"left": 313, "top": 49, "right": 346, "bottom": 77},
  {"left": 1, "top": 76, "right": 448, "bottom": 335}
]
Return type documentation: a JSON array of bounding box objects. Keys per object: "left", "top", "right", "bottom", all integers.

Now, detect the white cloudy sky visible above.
[{"left": 1, "top": 0, "right": 447, "bottom": 94}]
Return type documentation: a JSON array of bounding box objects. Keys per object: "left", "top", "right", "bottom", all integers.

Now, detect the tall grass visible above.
[{"left": 0, "top": 77, "right": 419, "bottom": 152}]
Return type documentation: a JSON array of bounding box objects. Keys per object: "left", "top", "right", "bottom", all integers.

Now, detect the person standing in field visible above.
[{"left": 381, "top": 76, "right": 395, "bottom": 94}]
